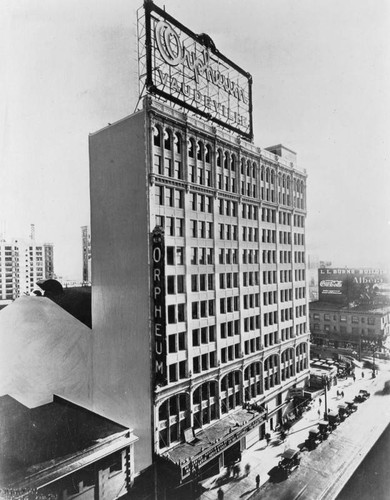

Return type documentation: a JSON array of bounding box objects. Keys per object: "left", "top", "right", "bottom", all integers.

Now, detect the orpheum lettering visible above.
[
  {"left": 152, "top": 226, "right": 167, "bottom": 386},
  {"left": 155, "top": 21, "right": 248, "bottom": 103}
]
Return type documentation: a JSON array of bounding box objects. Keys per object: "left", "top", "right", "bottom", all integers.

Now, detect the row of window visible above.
[
  {"left": 243, "top": 293, "right": 260, "bottom": 309},
  {"left": 192, "top": 325, "right": 216, "bottom": 346},
  {"left": 190, "top": 220, "right": 213, "bottom": 239},
  {"left": 242, "top": 226, "right": 259, "bottom": 242},
  {"left": 191, "top": 273, "right": 215, "bottom": 292},
  {"left": 220, "top": 296, "right": 240, "bottom": 314},
  {"left": 219, "top": 272, "right": 239, "bottom": 289},
  {"left": 311, "top": 312, "right": 376, "bottom": 325}
]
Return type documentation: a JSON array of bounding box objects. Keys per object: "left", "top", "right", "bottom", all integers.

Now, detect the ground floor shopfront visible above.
[{"left": 155, "top": 372, "right": 308, "bottom": 499}]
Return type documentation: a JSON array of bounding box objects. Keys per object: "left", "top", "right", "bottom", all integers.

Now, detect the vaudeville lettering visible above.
[
  {"left": 142, "top": 1, "right": 253, "bottom": 139},
  {"left": 152, "top": 227, "right": 167, "bottom": 386}
]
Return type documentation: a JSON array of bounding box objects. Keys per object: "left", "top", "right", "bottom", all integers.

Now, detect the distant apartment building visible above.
[
  {"left": 81, "top": 225, "right": 91, "bottom": 284},
  {"left": 0, "top": 236, "right": 47, "bottom": 301},
  {"left": 44, "top": 242, "right": 54, "bottom": 279}
]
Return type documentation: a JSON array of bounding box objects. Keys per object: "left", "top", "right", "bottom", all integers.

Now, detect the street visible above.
[{"left": 199, "top": 359, "right": 390, "bottom": 500}]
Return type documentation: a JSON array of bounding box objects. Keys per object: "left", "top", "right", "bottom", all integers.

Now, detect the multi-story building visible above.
[
  {"left": 0, "top": 237, "right": 46, "bottom": 301},
  {"left": 89, "top": 1, "right": 310, "bottom": 495},
  {"left": 44, "top": 242, "right": 54, "bottom": 279},
  {"left": 310, "top": 268, "right": 390, "bottom": 359},
  {"left": 81, "top": 225, "right": 91, "bottom": 284},
  {"left": 90, "top": 98, "right": 310, "bottom": 492}
]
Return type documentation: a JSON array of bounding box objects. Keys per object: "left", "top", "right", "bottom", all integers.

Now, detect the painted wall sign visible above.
[
  {"left": 152, "top": 226, "right": 167, "bottom": 386},
  {"left": 141, "top": 0, "right": 253, "bottom": 141},
  {"left": 318, "top": 268, "right": 390, "bottom": 304}
]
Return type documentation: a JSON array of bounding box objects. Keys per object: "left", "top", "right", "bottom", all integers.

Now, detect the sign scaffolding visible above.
[{"left": 137, "top": 0, "right": 253, "bottom": 141}]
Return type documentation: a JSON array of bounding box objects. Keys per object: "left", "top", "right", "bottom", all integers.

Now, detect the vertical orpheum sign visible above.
[
  {"left": 152, "top": 226, "right": 167, "bottom": 386},
  {"left": 141, "top": 0, "right": 253, "bottom": 141}
]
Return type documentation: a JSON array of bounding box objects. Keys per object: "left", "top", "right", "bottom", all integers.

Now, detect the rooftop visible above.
[
  {"left": 0, "top": 395, "right": 137, "bottom": 489},
  {"left": 309, "top": 300, "right": 390, "bottom": 315}
]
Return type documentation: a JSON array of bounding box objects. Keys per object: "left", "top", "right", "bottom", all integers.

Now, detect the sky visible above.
[{"left": 1, "top": 0, "right": 389, "bottom": 280}]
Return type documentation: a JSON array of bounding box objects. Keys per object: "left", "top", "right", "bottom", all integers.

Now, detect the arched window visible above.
[
  {"left": 231, "top": 154, "right": 236, "bottom": 172},
  {"left": 188, "top": 138, "right": 195, "bottom": 158},
  {"left": 224, "top": 151, "right": 229, "bottom": 169},
  {"left": 205, "top": 144, "right": 212, "bottom": 164},
  {"left": 174, "top": 132, "right": 181, "bottom": 154},
  {"left": 197, "top": 141, "right": 204, "bottom": 161},
  {"left": 221, "top": 371, "right": 241, "bottom": 414},
  {"left": 158, "top": 393, "right": 189, "bottom": 450},
  {"left": 244, "top": 362, "right": 262, "bottom": 401},
  {"left": 193, "top": 381, "right": 218, "bottom": 429},
  {"left": 217, "top": 149, "right": 222, "bottom": 167},
  {"left": 164, "top": 129, "right": 172, "bottom": 150},
  {"left": 265, "top": 168, "right": 270, "bottom": 183},
  {"left": 296, "top": 343, "right": 308, "bottom": 373},
  {"left": 281, "top": 348, "right": 294, "bottom": 380},
  {"left": 264, "top": 354, "right": 279, "bottom": 390},
  {"left": 153, "top": 125, "right": 162, "bottom": 147}
]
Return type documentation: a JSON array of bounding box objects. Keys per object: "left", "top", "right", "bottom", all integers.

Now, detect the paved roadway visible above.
[{"left": 200, "top": 360, "right": 390, "bottom": 500}]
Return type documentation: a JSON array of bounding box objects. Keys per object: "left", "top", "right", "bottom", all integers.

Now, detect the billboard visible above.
[
  {"left": 318, "top": 268, "right": 390, "bottom": 304},
  {"left": 141, "top": 0, "right": 253, "bottom": 141}
]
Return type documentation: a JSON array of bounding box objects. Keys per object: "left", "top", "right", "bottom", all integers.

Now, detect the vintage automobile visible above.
[
  {"left": 327, "top": 410, "right": 340, "bottom": 429},
  {"left": 338, "top": 403, "right": 350, "bottom": 421},
  {"left": 345, "top": 400, "right": 358, "bottom": 413},
  {"left": 354, "top": 389, "right": 370, "bottom": 403},
  {"left": 304, "top": 429, "right": 322, "bottom": 450},
  {"left": 318, "top": 420, "right": 331, "bottom": 439},
  {"left": 277, "top": 448, "right": 301, "bottom": 478}
]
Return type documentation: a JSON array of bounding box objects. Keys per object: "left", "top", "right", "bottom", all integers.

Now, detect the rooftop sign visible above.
[{"left": 142, "top": 0, "right": 253, "bottom": 141}]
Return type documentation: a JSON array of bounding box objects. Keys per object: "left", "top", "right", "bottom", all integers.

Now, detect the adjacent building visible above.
[
  {"left": 309, "top": 268, "right": 390, "bottom": 359},
  {"left": 81, "top": 225, "right": 91, "bottom": 284},
  {"left": 0, "top": 394, "right": 138, "bottom": 499}
]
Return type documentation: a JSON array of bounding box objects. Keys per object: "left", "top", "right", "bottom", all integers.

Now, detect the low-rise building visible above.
[
  {"left": 309, "top": 300, "right": 390, "bottom": 359},
  {"left": 0, "top": 395, "right": 138, "bottom": 499}
]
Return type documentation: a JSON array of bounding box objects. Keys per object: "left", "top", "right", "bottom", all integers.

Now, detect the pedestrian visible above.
[
  {"left": 236, "top": 463, "right": 241, "bottom": 477},
  {"left": 319, "top": 398, "right": 322, "bottom": 406},
  {"left": 256, "top": 474, "right": 260, "bottom": 489},
  {"left": 341, "top": 391, "right": 344, "bottom": 398},
  {"left": 217, "top": 487, "right": 224, "bottom": 500},
  {"left": 245, "top": 463, "right": 251, "bottom": 477},
  {"left": 353, "top": 374, "right": 356, "bottom": 382},
  {"left": 362, "top": 371, "right": 365, "bottom": 379},
  {"left": 317, "top": 409, "right": 321, "bottom": 419},
  {"left": 265, "top": 432, "right": 271, "bottom": 446}
]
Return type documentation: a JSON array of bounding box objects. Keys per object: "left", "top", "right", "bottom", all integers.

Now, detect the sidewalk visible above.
[{"left": 199, "top": 364, "right": 390, "bottom": 500}]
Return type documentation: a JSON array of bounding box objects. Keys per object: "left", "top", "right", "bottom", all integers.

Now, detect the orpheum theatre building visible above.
[{"left": 89, "top": 1, "right": 310, "bottom": 497}]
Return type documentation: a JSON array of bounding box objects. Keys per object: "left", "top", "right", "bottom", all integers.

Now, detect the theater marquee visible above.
[{"left": 142, "top": 0, "right": 253, "bottom": 141}]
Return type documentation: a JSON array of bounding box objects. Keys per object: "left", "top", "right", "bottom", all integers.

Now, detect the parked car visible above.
[
  {"left": 345, "top": 400, "right": 358, "bottom": 413},
  {"left": 354, "top": 389, "right": 370, "bottom": 402},
  {"left": 327, "top": 411, "right": 340, "bottom": 429},
  {"left": 304, "top": 429, "right": 322, "bottom": 450},
  {"left": 318, "top": 420, "right": 331, "bottom": 439},
  {"left": 277, "top": 448, "right": 301, "bottom": 478},
  {"left": 338, "top": 403, "right": 350, "bottom": 421}
]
